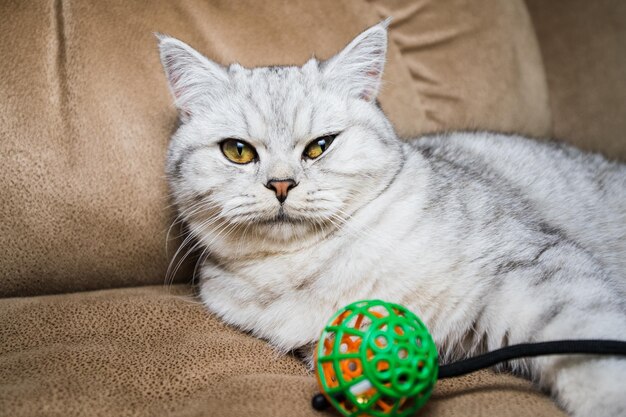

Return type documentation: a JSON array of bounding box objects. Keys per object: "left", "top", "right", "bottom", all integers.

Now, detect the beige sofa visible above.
[{"left": 1, "top": 1, "right": 624, "bottom": 416}]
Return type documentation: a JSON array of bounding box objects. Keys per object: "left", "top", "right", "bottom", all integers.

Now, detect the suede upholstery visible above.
[
  {"left": 526, "top": 0, "right": 626, "bottom": 160},
  {"left": 0, "top": 286, "right": 567, "bottom": 417},
  {"left": 1, "top": 0, "right": 624, "bottom": 416},
  {"left": 369, "top": 0, "right": 551, "bottom": 136}
]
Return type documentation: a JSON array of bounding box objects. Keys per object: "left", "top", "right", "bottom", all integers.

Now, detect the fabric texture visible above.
[
  {"left": 370, "top": 0, "right": 551, "bottom": 137},
  {"left": 0, "top": 285, "right": 568, "bottom": 417},
  {"left": 0, "top": 0, "right": 550, "bottom": 296},
  {"left": 525, "top": 0, "right": 626, "bottom": 160}
]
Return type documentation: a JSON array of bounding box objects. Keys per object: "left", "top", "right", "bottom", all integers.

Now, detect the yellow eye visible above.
[
  {"left": 221, "top": 139, "right": 257, "bottom": 164},
  {"left": 304, "top": 135, "right": 337, "bottom": 159}
]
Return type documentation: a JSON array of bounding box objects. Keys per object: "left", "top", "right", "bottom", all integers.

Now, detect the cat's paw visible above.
[{"left": 551, "top": 357, "right": 626, "bottom": 417}]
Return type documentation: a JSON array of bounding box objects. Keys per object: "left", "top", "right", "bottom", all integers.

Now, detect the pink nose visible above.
[{"left": 266, "top": 179, "right": 297, "bottom": 203}]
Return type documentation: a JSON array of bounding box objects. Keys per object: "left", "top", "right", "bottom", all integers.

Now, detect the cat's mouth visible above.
[{"left": 258, "top": 208, "right": 305, "bottom": 225}]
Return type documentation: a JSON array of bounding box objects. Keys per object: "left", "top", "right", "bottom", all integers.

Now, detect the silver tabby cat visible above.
[{"left": 158, "top": 21, "right": 626, "bottom": 417}]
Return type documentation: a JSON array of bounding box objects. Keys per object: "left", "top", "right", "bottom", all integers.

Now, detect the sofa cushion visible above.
[
  {"left": 0, "top": 0, "right": 550, "bottom": 296},
  {"left": 0, "top": 285, "right": 567, "bottom": 416}
]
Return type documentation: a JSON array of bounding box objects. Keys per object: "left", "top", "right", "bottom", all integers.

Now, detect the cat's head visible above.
[{"left": 159, "top": 21, "right": 403, "bottom": 249}]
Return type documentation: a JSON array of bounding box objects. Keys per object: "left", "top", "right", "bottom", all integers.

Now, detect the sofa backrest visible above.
[
  {"left": 525, "top": 0, "right": 626, "bottom": 160},
  {"left": 0, "top": 0, "right": 551, "bottom": 297}
]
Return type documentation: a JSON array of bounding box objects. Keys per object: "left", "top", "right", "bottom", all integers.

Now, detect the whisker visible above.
[
  {"left": 165, "top": 210, "right": 227, "bottom": 286},
  {"left": 165, "top": 200, "right": 217, "bottom": 255}
]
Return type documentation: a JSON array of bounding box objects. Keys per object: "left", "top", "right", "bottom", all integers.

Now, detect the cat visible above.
[{"left": 157, "top": 20, "right": 626, "bottom": 417}]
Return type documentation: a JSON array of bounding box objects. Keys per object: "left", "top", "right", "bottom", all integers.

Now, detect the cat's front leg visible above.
[
  {"left": 531, "top": 289, "right": 626, "bottom": 416},
  {"left": 491, "top": 243, "right": 626, "bottom": 417},
  {"left": 540, "top": 356, "right": 626, "bottom": 417}
]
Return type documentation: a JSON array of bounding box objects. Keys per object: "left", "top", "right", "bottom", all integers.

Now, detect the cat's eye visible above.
[
  {"left": 220, "top": 139, "right": 257, "bottom": 164},
  {"left": 303, "top": 134, "right": 337, "bottom": 159}
]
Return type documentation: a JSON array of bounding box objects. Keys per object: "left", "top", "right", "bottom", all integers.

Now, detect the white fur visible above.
[{"left": 159, "top": 22, "right": 626, "bottom": 417}]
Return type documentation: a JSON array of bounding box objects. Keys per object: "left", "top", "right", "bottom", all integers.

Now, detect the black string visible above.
[
  {"left": 312, "top": 339, "right": 626, "bottom": 411},
  {"left": 438, "top": 339, "right": 626, "bottom": 378}
]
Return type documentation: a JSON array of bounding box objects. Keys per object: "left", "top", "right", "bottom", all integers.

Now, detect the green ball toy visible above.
[{"left": 315, "top": 300, "right": 438, "bottom": 417}]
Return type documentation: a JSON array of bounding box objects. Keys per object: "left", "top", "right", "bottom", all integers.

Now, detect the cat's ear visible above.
[
  {"left": 157, "top": 34, "right": 229, "bottom": 120},
  {"left": 322, "top": 18, "right": 390, "bottom": 102}
]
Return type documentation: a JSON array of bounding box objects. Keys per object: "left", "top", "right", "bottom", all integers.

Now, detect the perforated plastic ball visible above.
[{"left": 315, "top": 300, "right": 438, "bottom": 417}]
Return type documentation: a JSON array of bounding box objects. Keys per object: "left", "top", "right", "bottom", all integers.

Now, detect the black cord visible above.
[
  {"left": 312, "top": 339, "right": 626, "bottom": 411},
  {"left": 438, "top": 339, "right": 626, "bottom": 378}
]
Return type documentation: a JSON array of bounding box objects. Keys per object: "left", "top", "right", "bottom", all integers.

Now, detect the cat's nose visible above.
[{"left": 265, "top": 179, "right": 297, "bottom": 203}]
